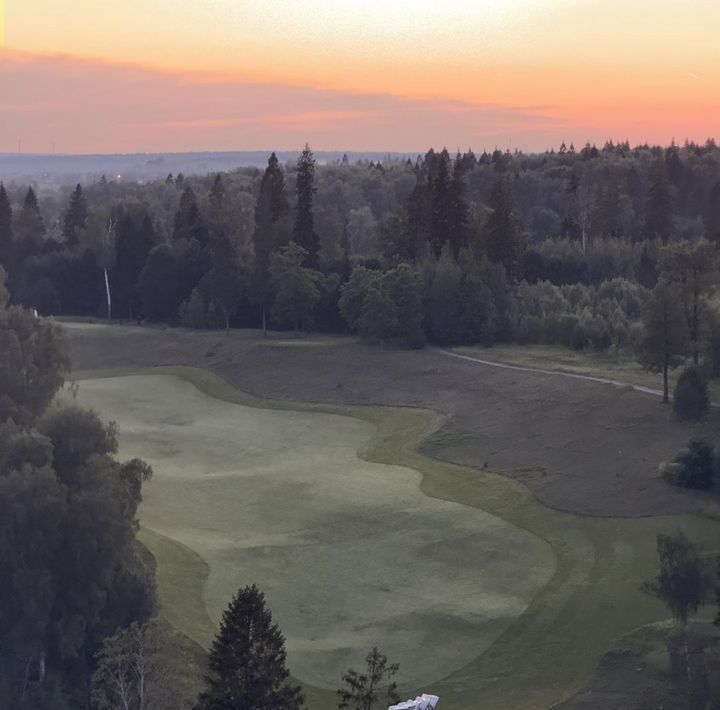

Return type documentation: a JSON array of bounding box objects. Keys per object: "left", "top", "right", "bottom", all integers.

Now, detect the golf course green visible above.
[{"left": 71, "top": 366, "right": 720, "bottom": 710}]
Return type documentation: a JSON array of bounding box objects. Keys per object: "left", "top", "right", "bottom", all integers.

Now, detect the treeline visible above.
[{"left": 2, "top": 140, "right": 720, "bottom": 350}]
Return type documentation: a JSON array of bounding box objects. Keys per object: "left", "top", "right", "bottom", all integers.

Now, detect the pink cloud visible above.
[{"left": 0, "top": 50, "right": 564, "bottom": 153}]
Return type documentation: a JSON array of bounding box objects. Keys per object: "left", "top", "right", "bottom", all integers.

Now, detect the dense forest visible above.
[
  {"left": 2, "top": 140, "right": 720, "bottom": 360},
  {"left": 3, "top": 140, "right": 720, "bottom": 708}
]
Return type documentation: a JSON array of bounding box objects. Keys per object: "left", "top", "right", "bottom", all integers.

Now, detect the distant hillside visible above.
[{"left": 0, "top": 151, "right": 414, "bottom": 185}]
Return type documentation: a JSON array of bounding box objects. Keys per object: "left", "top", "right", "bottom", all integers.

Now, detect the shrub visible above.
[
  {"left": 663, "top": 439, "right": 716, "bottom": 490},
  {"left": 673, "top": 366, "right": 709, "bottom": 420}
]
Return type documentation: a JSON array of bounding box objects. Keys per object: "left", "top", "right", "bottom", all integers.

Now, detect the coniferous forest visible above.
[{"left": 1, "top": 140, "right": 719, "bottom": 360}]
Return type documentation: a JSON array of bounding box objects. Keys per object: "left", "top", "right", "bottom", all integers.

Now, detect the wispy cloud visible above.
[{"left": 0, "top": 50, "right": 564, "bottom": 153}]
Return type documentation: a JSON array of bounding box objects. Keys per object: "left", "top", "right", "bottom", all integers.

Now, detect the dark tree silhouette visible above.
[
  {"left": 62, "top": 184, "right": 88, "bottom": 247},
  {"left": 195, "top": 585, "right": 302, "bottom": 710},
  {"left": 293, "top": 144, "right": 319, "bottom": 267}
]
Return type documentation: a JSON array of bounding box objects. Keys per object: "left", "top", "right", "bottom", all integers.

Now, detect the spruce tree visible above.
[
  {"left": 173, "top": 186, "right": 208, "bottom": 245},
  {"left": 195, "top": 585, "right": 303, "bottom": 710},
  {"left": 644, "top": 159, "right": 673, "bottom": 243},
  {"left": 254, "top": 153, "right": 290, "bottom": 330},
  {"left": 429, "top": 149, "right": 452, "bottom": 258},
  {"left": 293, "top": 144, "right": 319, "bottom": 267},
  {"left": 401, "top": 167, "right": 431, "bottom": 262},
  {"left": 483, "top": 178, "right": 526, "bottom": 279},
  {"left": 209, "top": 174, "right": 226, "bottom": 213},
  {"left": 13, "top": 187, "right": 45, "bottom": 275},
  {"left": 0, "top": 183, "right": 14, "bottom": 274},
  {"left": 62, "top": 184, "right": 88, "bottom": 247},
  {"left": 448, "top": 155, "right": 470, "bottom": 257}
]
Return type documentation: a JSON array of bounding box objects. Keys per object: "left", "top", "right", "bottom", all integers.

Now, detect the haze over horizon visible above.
[{"left": 2, "top": 0, "right": 719, "bottom": 155}]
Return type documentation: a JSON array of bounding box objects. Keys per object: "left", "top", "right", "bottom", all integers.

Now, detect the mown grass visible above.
[{"left": 77, "top": 365, "right": 720, "bottom": 710}]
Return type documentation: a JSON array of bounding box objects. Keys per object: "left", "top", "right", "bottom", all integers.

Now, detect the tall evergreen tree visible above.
[
  {"left": 254, "top": 153, "right": 290, "bottom": 330},
  {"left": 173, "top": 186, "right": 208, "bottom": 245},
  {"left": 448, "top": 155, "right": 470, "bottom": 257},
  {"left": 483, "top": 178, "right": 526, "bottom": 279},
  {"left": 62, "top": 184, "right": 88, "bottom": 247},
  {"left": 195, "top": 585, "right": 302, "bottom": 710},
  {"left": 0, "top": 183, "right": 14, "bottom": 276},
  {"left": 15, "top": 187, "right": 45, "bottom": 259},
  {"left": 400, "top": 169, "right": 431, "bottom": 262},
  {"left": 293, "top": 144, "right": 319, "bottom": 267},
  {"left": 644, "top": 159, "right": 673, "bottom": 243},
  {"left": 429, "top": 149, "right": 453, "bottom": 257},
  {"left": 112, "top": 204, "right": 158, "bottom": 320},
  {"left": 209, "top": 174, "right": 226, "bottom": 213}
]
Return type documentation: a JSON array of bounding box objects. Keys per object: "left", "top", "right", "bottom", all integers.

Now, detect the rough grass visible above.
[
  {"left": 72, "top": 365, "right": 720, "bottom": 710},
  {"left": 455, "top": 343, "right": 720, "bottom": 401}
]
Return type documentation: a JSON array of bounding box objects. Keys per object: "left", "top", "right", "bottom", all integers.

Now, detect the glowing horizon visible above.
[{"left": 2, "top": 0, "right": 719, "bottom": 154}]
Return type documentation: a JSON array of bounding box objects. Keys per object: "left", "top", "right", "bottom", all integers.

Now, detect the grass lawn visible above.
[
  {"left": 454, "top": 343, "right": 720, "bottom": 402},
  {"left": 73, "top": 366, "right": 720, "bottom": 710}
]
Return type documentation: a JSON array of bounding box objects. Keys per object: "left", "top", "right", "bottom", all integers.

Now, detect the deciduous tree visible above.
[
  {"left": 636, "top": 279, "right": 686, "bottom": 402},
  {"left": 269, "top": 243, "right": 320, "bottom": 332}
]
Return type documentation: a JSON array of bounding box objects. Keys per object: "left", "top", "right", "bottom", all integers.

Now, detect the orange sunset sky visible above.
[{"left": 1, "top": 0, "right": 719, "bottom": 154}]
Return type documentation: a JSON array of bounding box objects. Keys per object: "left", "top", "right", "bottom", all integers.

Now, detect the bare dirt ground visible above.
[{"left": 67, "top": 323, "right": 717, "bottom": 518}]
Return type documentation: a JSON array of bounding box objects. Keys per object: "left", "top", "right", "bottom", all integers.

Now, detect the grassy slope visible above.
[
  {"left": 78, "top": 365, "right": 720, "bottom": 710},
  {"left": 455, "top": 344, "right": 720, "bottom": 401}
]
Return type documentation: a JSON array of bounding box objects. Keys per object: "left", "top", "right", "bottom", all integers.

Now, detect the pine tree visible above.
[
  {"left": 62, "top": 184, "right": 88, "bottom": 247},
  {"left": 293, "top": 144, "right": 319, "bottom": 267},
  {"left": 0, "top": 183, "right": 14, "bottom": 274},
  {"left": 195, "top": 585, "right": 303, "bottom": 710}
]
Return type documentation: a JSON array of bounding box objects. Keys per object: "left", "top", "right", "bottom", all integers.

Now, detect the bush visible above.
[
  {"left": 673, "top": 366, "right": 709, "bottom": 420},
  {"left": 663, "top": 439, "right": 716, "bottom": 490}
]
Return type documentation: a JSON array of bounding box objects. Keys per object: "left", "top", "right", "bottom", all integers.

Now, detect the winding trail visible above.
[{"left": 438, "top": 348, "right": 720, "bottom": 407}]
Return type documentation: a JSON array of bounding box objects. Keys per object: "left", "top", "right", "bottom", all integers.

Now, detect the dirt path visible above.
[{"left": 438, "top": 348, "right": 719, "bottom": 407}]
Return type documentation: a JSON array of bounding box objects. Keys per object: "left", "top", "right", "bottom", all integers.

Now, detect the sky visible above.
[{"left": 1, "top": 0, "right": 719, "bottom": 154}]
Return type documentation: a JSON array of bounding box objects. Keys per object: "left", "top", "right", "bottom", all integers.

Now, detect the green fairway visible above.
[
  {"left": 74, "top": 373, "right": 555, "bottom": 692},
  {"left": 73, "top": 367, "right": 720, "bottom": 710}
]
